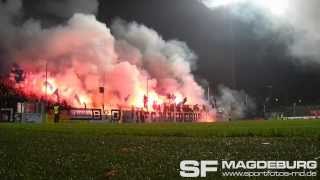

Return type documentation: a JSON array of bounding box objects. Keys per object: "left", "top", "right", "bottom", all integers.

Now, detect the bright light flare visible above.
[
  {"left": 201, "top": 0, "right": 243, "bottom": 8},
  {"left": 42, "top": 78, "right": 57, "bottom": 95},
  {"left": 76, "top": 95, "right": 91, "bottom": 107},
  {"left": 202, "top": 0, "right": 289, "bottom": 16},
  {"left": 256, "top": 0, "right": 289, "bottom": 16}
]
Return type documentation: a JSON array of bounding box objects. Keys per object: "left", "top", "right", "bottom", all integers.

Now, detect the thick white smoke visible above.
[
  {"left": 200, "top": 0, "right": 320, "bottom": 62},
  {"left": 13, "top": 14, "right": 207, "bottom": 108},
  {"left": 0, "top": 0, "right": 100, "bottom": 73},
  {"left": 216, "top": 86, "right": 255, "bottom": 119},
  {"left": 112, "top": 19, "right": 203, "bottom": 103},
  {"left": 0, "top": 0, "right": 210, "bottom": 116},
  {"left": 0, "top": 0, "right": 22, "bottom": 48},
  {"left": 285, "top": 0, "right": 320, "bottom": 60}
]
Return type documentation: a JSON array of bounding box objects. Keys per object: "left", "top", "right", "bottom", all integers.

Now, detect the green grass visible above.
[
  {"left": 0, "top": 120, "right": 319, "bottom": 179},
  {"left": 2, "top": 119, "right": 320, "bottom": 137}
]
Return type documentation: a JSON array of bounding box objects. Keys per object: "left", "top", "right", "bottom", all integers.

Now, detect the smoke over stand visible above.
[{"left": 0, "top": 0, "right": 215, "bottom": 122}]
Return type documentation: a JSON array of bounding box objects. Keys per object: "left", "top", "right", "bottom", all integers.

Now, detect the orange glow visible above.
[
  {"left": 41, "top": 78, "right": 57, "bottom": 95},
  {"left": 5, "top": 13, "right": 217, "bottom": 122}
]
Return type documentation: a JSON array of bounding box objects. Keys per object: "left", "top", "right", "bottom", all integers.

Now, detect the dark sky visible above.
[{"left": 21, "top": 0, "right": 320, "bottom": 105}]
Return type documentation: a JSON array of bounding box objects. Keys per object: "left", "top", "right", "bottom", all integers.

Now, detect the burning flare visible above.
[{"left": 8, "top": 14, "right": 214, "bottom": 121}]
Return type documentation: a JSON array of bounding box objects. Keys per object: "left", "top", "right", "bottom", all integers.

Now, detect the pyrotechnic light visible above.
[
  {"left": 42, "top": 78, "right": 57, "bottom": 95},
  {"left": 7, "top": 14, "right": 215, "bottom": 122},
  {"left": 202, "top": 0, "right": 289, "bottom": 16}
]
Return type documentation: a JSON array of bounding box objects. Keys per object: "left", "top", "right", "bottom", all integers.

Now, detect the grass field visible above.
[{"left": 0, "top": 120, "right": 319, "bottom": 179}]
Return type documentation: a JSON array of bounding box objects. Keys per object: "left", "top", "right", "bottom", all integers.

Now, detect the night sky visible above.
[{"left": 16, "top": 0, "right": 320, "bottom": 105}]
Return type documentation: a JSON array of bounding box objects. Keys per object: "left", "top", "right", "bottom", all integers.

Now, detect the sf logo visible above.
[{"left": 180, "top": 160, "right": 219, "bottom": 178}]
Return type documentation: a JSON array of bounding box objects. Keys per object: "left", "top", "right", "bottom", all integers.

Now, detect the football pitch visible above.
[{"left": 0, "top": 120, "right": 319, "bottom": 179}]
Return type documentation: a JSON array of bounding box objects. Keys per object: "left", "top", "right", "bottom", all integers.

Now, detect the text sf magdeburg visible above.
[{"left": 180, "top": 160, "right": 318, "bottom": 178}]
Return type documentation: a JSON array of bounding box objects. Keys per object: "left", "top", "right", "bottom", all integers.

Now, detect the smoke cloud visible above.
[
  {"left": 200, "top": 0, "right": 320, "bottom": 62},
  {"left": 216, "top": 86, "right": 256, "bottom": 119},
  {"left": 14, "top": 14, "right": 206, "bottom": 107},
  {"left": 112, "top": 19, "right": 201, "bottom": 102},
  {"left": 0, "top": 0, "right": 210, "bottom": 121},
  {"left": 0, "top": 0, "right": 99, "bottom": 73},
  {"left": 0, "top": 0, "right": 23, "bottom": 73},
  {"left": 285, "top": 0, "right": 320, "bottom": 60}
]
